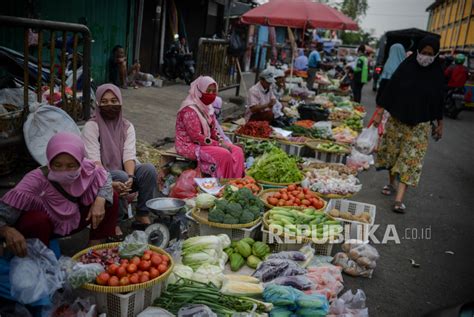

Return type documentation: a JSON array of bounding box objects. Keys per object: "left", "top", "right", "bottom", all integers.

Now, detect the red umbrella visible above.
[{"left": 241, "top": 0, "right": 358, "bottom": 31}]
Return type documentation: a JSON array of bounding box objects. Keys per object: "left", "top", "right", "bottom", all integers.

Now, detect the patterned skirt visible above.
[{"left": 375, "top": 116, "right": 430, "bottom": 187}]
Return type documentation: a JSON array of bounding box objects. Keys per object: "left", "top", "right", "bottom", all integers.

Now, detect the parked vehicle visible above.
[
  {"left": 372, "top": 28, "right": 440, "bottom": 91},
  {"left": 444, "top": 87, "right": 465, "bottom": 119},
  {"left": 163, "top": 43, "right": 195, "bottom": 85}
]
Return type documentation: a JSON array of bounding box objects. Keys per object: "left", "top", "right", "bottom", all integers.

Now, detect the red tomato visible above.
[
  {"left": 278, "top": 200, "right": 286, "bottom": 206},
  {"left": 116, "top": 266, "right": 127, "bottom": 278},
  {"left": 143, "top": 271, "right": 150, "bottom": 277},
  {"left": 149, "top": 267, "right": 160, "bottom": 279},
  {"left": 282, "top": 194, "right": 289, "bottom": 201},
  {"left": 137, "top": 270, "right": 143, "bottom": 276},
  {"left": 161, "top": 254, "right": 169, "bottom": 262},
  {"left": 151, "top": 255, "right": 162, "bottom": 266},
  {"left": 268, "top": 197, "right": 279, "bottom": 205},
  {"left": 119, "top": 276, "right": 130, "bottom": 286},
  {"left": 295, "top": 198, "right": 301, "bottom": 204},
  {"left": 158, "top": 264, "right": 168, "bottom": 274},
  {"left": 305, "top": 194, "right": 313, "bottom": 200},
  {"left": 139, "top": 260, "right": 151, "bottom": 271},
  {"left": 129, "top": 274, "right": 139, "bottom": 284},
  {"left": 302, "top": 199, "right": 310, "bottom": 206},
  {"left": 303, "top": 188, "right": 309, "bottom": 194},
  {"left": 107, "top": 264, "right": 119, "bottom": 275},
  {"left": 108, "top": 276, "right": 119, "bottom": 286},
  {"left": 144, "top": 250, "right": 153, "bottom": 256},
  {"left": 127, "top": 263, "right": 138, "bottom": 274},
  {"left": 291, "top": 190, "right": 300, "bottom": 196},
  {"left": 297, "top": 194, "right": 305, "bottom": 200},
  {"left": 96, "top": 272, "right": 110, "bottom": 285},
  {"left": 274, "top": 193, "right": 282, "bottom": 199},
  {"left": 140, "top": 275, "right": 150, "bottom": 283},
  {"left": 131, "top": 256, "right": 141, "bottom": 265},
  {"left": 120, "top": 259, "right": 129, "bottom": 265},
  {"left": 142, "top": 253, "right": 151, "bottom": 261},
  {"left": 288, "top": 184, "right": 296, "bottom": 191}
]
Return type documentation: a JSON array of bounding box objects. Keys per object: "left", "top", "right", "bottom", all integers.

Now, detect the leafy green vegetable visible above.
[
  {"left": 247, "top": 148, "right": 303, "bottom": 183},
  {"left": 237, "top": 139, "right": 278, "bottom": 157}
]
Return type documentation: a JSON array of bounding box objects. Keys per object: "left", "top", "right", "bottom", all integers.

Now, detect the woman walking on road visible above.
[
  {"left": 375, "top": 43, "right": 406, "bottom": 105},
  {"left": 373, "top": 36, "right": 444, "bottom": 213},
  {"left": 175, "top": 76, "right": 245, "bottom": 178}
]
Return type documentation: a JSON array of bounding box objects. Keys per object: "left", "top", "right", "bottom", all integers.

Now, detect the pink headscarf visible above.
[
  {"left": 178, "top": 76, "right": 218, "bottom": 137},
  {"left": 1, "top": 132, "right": 108, "bottom": 235},
  {"left": 92, "top": 83, "right": 130, "bottom": 171}
]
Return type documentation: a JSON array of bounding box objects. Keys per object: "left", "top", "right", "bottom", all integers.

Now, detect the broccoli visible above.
[
  {"left": 239, "top": 210, "right": 255, "bottom": 224},
  {"left": 208, "top": 208, "right": 225, "bottom": 223},
  {"left": 215, "top": 199, "right": 229, "bottom": 210},
  {"left": 223, "top": 214, "right": 239, "bottom": 224},
  {"left": 248, "top": 205, "right": 261, "bottom": 217},
  {"left": 226, "top": 202, "right": 243, "bottom": 218}
]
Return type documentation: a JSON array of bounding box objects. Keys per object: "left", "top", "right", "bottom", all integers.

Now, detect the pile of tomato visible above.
[
  {"left": 227, "top": 176, "right": 261, "bottom": 194},
  {"left": 266, "top": 184, "right": 325, "bottom": 210},
  {"left": 95, "top": 249, "right": 171, "bottom": 287}
]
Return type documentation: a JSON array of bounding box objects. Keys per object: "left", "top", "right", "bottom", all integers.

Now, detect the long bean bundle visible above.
[{"left": 154, "top": 278, "right": 272, "bottom": 316}]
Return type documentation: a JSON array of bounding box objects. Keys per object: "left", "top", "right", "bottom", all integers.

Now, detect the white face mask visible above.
[{"left": 416, "top": 50, "right": 437, "bottom": 67}]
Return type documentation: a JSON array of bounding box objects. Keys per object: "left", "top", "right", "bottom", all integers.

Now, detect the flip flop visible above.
[
  {"left": 381, "top": 184, "right": 395, "bottom": 196},
  {"left": 393, "top": 201, "right": 406, "bottom": 213}
]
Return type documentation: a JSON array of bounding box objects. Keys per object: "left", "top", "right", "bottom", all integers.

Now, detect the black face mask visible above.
[{"left": 99, "top": 105, "right": 122, "bottom": 120}]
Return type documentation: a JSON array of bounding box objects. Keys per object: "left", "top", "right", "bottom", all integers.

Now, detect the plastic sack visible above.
[
  {"left": 332, "top": 244, "right": 378, "bottom": 279},
  {"left": 9, "top": 239, "right": 64, "bottom": 305},
  {"left": 355, "top": 126, "right": 378, "bottom": 154},
  {"left": 119, "top": 230, "right": 149, "bottom": 259},
  {"left": 329, "top": 289, "right": 369, "bottom": 317},
  {"left": 346, "top": 148, "right": 374, "bottom": 171},
  {"left": 178, "top": 304, "right": 217, "bottom": 317},
  {"left": 138, "top": 307, "right": 174, "bottom": 317},
  {"left": 0, "top": 87, "right": 38, "bottom": 109},
  {"left": 67, "top": 263, "right": 103, "bottom": 289},
  {"left": 170, "top": 168, "right": 200, "bottom": 199}
]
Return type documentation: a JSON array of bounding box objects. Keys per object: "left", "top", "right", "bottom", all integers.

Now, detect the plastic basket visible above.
[
  {"left": 261, "top": 227, "right": 333, "bottom": 256},
  {"left": 185, "top": 210, "right": 261, "bottom": 240},
  {"left": 81, "top": 282, "right": 163, "bottom": 317},
  {"left": 325, "top": 199, "right": 376, "bottom": 243},
  {"left": 278, "top": 141, "right": 305, "bottom": 157}
]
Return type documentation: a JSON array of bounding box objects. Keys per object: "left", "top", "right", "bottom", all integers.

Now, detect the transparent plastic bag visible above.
[
  {"left": 67, "top": 263, "right": 103, "bottom": 289},
  {"left": 178, "top": 304, "right": 217, "bottom": 317},
  {"left": 355, "top": 126, "right": 378, "bottom": 154},
  {"left": 170, "top": 168, "right": 201, "bottom": 199},
  {"left": 329, "top": 289, "right": 369, "bottom": 317},
  {"left": 119, "top": 230, "right": 149, "bottom": 259},
  {"left": 9, "top": 239, "right": 65, "bottom": 304},
  {"left": 346, "top": 148, "right": 373, "bottom": 171}
]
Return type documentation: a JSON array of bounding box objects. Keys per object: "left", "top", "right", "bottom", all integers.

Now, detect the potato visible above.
[
  {"left": 356, "top": 256, "right": 371, "bottom": 267},
  {"left": 340, "top": 211, "right": 352, "bottom": 219},
  {"left": 329, "top": 209, "right": 340, "bottom": 217},
  {"left": 349, "top": 249, "right": 360, "bottom": 260}
]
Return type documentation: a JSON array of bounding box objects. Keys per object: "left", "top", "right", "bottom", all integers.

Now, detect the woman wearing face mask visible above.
[
  {"left": 0, "top": 133, "right": 118, "bottom": 257},
  {"left": 175, "top": 76, "right": 244, "bottom": 178},
  {"left": 373, "top": 36, "right": 444, "bottom": 213},
  {"left": 82, "top": 84, "right": 157, "bottom": 229}
]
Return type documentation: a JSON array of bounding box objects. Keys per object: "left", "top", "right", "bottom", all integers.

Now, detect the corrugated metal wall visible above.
[
  {"left": 39, "top": 0, "right": 135, "bottom": 83},
  {"left": 0, "top": 0, "right": 135, "bottom": 83}
]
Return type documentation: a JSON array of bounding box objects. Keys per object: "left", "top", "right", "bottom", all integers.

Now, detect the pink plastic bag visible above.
[{"left": 170, "top": 169, "right": 201, "bottom": 199}]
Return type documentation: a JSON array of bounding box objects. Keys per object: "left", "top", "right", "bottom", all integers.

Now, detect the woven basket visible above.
[
  {"left": 256, "top": 179, "right": 302, "bottom": 188},
  {"left": 277, "top": 137, "right": 308, "bottom": 146},
  {"left": 0, "top": 104, "right": 24, "bottom": 139},
  {"left": 305, "top": 140, "right": 351, "bottom": 154},
  {"left": 221, "top": 178, "right": 262, "bottom": 195},
  {"left": 191, "top": 208, "right": 261, "bottom": 229},
  {"left": 71, "top": 242, "right": 174, "bottom": 294},
  {"left": 262, "top": 211, "right": 339, "bottom": 243},
  {"left": 235, "top": 133, "right": 270, "bottom": 141},
  {"left": 258, "top": 189, "right": 327, "bottom": 211}
]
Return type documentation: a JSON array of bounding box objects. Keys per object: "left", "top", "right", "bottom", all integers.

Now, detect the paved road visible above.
[{"left": 343, "top": 84, "right": 474, "bottom": 316}]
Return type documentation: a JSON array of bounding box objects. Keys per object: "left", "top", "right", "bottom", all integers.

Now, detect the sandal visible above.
[
  {"left": 393, "top": 201, "right": 406, "bottom": 213},
  {"left": 381, "top": 184, "right": 395, "bottom": 196},
  {"left": 106, "top": 234, "right": 125, "bottom": 243}
]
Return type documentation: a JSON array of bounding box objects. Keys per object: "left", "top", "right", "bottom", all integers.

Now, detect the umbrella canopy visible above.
[{"left": 241, "top": 0, "right": 358, "bottom": 31}]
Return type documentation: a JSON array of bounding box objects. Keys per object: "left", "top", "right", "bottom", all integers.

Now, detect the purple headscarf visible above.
[
  {"left": 1, "top": 132, "right": 108, "bottom": 235},
  {"left": 92, "top": 84, "right": 130, "bottom": 171}
]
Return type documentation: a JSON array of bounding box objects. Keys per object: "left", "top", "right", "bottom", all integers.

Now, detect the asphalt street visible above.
[{"left": 342, "top": 84, "right": 474, "bottom": 316}]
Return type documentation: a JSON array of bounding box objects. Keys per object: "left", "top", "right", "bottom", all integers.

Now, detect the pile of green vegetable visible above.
[
  {"left": 344, "top": 116, "right": 363, "bottom": 132},
  {"left": 154, "top": 278, "right": 272, "bottom": 315},
  {"left": 315, "top": 142, "right": 349, "bottom": 153},
  {"left": 247, "top": 148, "right": 303, "bottom": 184},
  {"left": 284, "top": 125, "right": 333, "bottom": 140},
  {"left": 237, "top": 138, "right": 278, "bottom": 157},
  {"left": 208, "top": 187, "right": 264, "bottom": 225},
  {"left": 267, "top": 207, "right": 343, "bottom": 240},
  {"left": 224, "top": 238, "right": 271, "bottom": 271}
]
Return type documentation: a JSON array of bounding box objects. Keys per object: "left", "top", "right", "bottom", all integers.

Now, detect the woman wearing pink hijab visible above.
[
  {"left": 82, "top": 84, "right": 157, "bottom": 229},
  {"left": 0, "top": 132, "right": 118, "bottom": 257},
  {"left": 175, "top": 76, "right": 244, "bottom": 178}
]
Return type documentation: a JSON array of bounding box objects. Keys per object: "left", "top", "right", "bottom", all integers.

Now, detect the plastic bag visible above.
[
  {"left": 138, "top": 307, "right": 175, "bottom": 317},
  {"left": 9, "top": 239, "right": 65, "bottom": 304},
  {"left": 67, "top": 263, "right": 103, "bottom": 289},
  {"left": 170, "top": 168, "right": 200, "bottom": 199},
  {"left": 266, "top": 275, "right": 314, "bottom": 290},
  {"left": 346, "top": 148, "right": 374, "bottom": 171},
  {"left": 266, "top": 251, "right": 307, "bottom": 262},
  {"left": 178, "top": 304, "right": 217, "bottom": 317},
  {"left": 355, "top": 126, "right": 378, "bottom": 154},
  {"left": 0, "top": 87, "right": 38, "bottom": 109},
  {"left": 252, "top": 259, "right": 307, "bottom": 282},
  {"left": 329, "top": 289, "right": 369, "bottom": 317},
  {"left": 119, "top": 230, "right": 149, "bottom": 259}
]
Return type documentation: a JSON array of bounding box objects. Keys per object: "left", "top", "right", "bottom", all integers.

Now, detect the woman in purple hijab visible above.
[
  {"left": 0, "top": 132, "right": 118, "bottom": 257},
  {"left": 82, "top": 84, "right": 157, "bottom": 229}
]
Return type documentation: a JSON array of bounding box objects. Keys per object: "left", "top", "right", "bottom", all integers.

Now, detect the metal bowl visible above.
[{"left": 146, "top": 198, "right": 186, "bottom": 216}]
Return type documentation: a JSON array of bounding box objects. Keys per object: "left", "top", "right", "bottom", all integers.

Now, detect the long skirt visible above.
[
  {"left": 375, "top": 116, "right": 430, "bottom": 186},
  {"left": 198, "top": 144, "right": 245, "bottom": 178}
]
